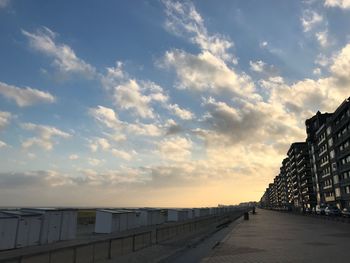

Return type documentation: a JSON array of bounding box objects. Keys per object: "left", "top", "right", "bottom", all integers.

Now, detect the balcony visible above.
[
  {"left": 325, "top": 196, "right": 335, "bottom": 202},
  {"left": 319, "top": 149, "right": 328, "bottom": 157},
  {"left": 323, "top": 185, "right": 333, "bottom": 190},
  {"left": 321, "top": 172, "right": 331, "bottom": 179},
  {"left": 320, "top": 160, "right": 329, "bottom": 167}
]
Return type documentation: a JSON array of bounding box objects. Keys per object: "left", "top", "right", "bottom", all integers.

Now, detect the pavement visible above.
[{"left": 201, "top": 209, "right": 350, "bottom": 263}]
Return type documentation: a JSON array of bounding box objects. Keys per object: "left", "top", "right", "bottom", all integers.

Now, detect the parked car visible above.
[
  {"left": 325, "top": 206, "right": 341, "bottom": 216},
  {"left": 315, "top": 204, "right": 327, "bottom": 215},
  {"left": 341, "top": 208, "right": 350, "bottom": 218},
  {"left": 304, "top": 208, "right": 312, "bottom": 214}
]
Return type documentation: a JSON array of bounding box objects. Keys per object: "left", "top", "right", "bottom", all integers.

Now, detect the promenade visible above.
[{"left": 201, "top": 209, "right": 350, "bottom": 263}]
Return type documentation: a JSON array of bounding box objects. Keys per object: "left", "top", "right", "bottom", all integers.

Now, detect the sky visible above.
[{"left": 0, "top": 0, "right": 350, "bottom": 208}]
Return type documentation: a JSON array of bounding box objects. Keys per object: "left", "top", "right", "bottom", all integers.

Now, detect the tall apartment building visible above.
[
  {"left": 305, "top": 111, "right": 332, "bottom": 206},
  {"left": 332, "top": 98, "right": 350, "bottom": 209},
  {"left": 260, "top": 97, "right": 350, "bottom": 211},
  {"left": 278, "top": 158, "right": 290, "bottom": 208},
  {"left": 287, "top": 143, "right": 311, "bottom": 211}
]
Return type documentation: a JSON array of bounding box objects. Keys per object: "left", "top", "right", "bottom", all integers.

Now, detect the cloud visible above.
[
  {"left": 313, "top": 67, "right": 322, "bottom": 75},
  {"left": 161, "top": 1, "right": 258, "bottom": 100},
  {"left": 161, "top": 49, "right": 257, "bottom": 100},
  {"left": 78, "top": 168, "right": 150, "bottom": 186},
  {"left": 114, "top": 79, "right": 155, "bottom": 119},
  {"left": 69, "top": 154, "right": 79, "bottom": 160},
  {"left": 0, "top": 140, "right": 7, "bottom": 148},
  {"left": 88, "top": 158, "right": 104, "bottom": 166},
  {"left": 0, "top": 0, "right": 9, "bottom": 9},
  {"left": 201, "top": 97, "right": 305, "bottom": 146},
  {"left": 22, "top": 27, "right": 95, "bottom": 76},
  {"left": 100, "top": 61, "right": 125, "bottom": 90},
  {"left": 165, "top": 119, "right": 183, "bottom": 135},
  {"left": 249, "top": 60, "right": 266, "bottom": 72},
  {"left": 21, "top": 122, "right": 71, "bottom": 150},
  {"left": 259, "top": 41, "right": 268, "bottom": 48},
  {"left": 89, "top": 105, "right": 162, "bottom": 137},
  {"left": 88, "top": 137, "right": 110, "bottom": 152},
  {"left": 301, "top": 10, "right": 323, "bottom": 32},
  {"left": 100, "top": 62, "right": 170, "bottom": 120},
  {"left": 163, "top": 0, "right": 234, "bottom": 62},
  {"left": 111, "top": 148, "right": 134, "bottom": 161},
  {"left": 0, "top": 111, "right": 11, "bottom": 130},
  {"left": 0, "top": 170, "right": 74, "bottom": 189},
  {"left": 158, "top": 136, "right": 193, "bottom": 162},
  {"left": 168, "top": 104, "right": 194, "bottom": 120},
  {"left": 315, "top": 30, "right": 329, "bottom": 47},
  {"left": 330, "top": 43, "right": 350, "bottom": 85},
  {"left": 324, "top": 0, "right": 350, "bottom": 9},
  {"left": 0, "top": 81, "right": 55, "bottom": 107},
  {"left": 89, "top": 105, "right": 121, "bottom": 130}
]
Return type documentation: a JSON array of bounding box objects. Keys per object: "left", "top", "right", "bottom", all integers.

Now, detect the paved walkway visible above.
[{"left": 202, "top": 209, "right": 350, "bottom": 263}]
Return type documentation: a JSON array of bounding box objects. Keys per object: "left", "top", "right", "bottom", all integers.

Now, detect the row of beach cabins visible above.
[{"left": 0, "top": 206, "right": 237, "bottom": 251}]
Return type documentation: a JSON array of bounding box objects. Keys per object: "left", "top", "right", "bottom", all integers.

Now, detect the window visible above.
[
  {"left": 345, "top": 186, "right": 350, "bottom": 194},
  {"left": 327, "top": 126, "right": 332, "bottom": 135},
  {"left": 334, "top": 175, "right": 339, "bottom": 184},
  {"left": 328, "top": 138, "right": 333, "bottom": 147},
  {"left": 332, "top": 162, "right": 337, "bottom": 171},
  {"left": 330, "top": 150, "right": 335, "bottom": 159},
  {"left": 335, "top": 188, "right": 341, "bottom": 197}
]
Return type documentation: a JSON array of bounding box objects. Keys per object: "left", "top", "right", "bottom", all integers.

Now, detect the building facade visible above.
[{"left": 260, "top": 97, "right": 350, "bottom": 211}]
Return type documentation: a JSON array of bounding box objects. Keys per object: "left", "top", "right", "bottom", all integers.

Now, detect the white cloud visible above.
[
  {"left": 168, "top": 104, "right": 194, "bottom": 120},
  {"left": 313, "top": 67, "right": 322, "bottom": 75},
  {"left": 315, "top": 53, "right": 330, "bottom": 67},
  {"left": 161, "top": 1, "right": 258, "bottom": 100},
  {"left": 315, "top": 30, "right": 329, "bottom": 47},
  {"left": 0, "top": 111, "right": 11, "bottom": 130},
  {"left": 330, "top": 43, "right": 350, "bottom": 84},
  {"left": 111, "top": 148, "right": 134, "bottom": 161},
  {"left": 88, "top": 158, "right": 104, "bottom": 166},
  {"left": 89, "top": 105, "right": 121, "bottom": 130},
  {"left": 100, "top": 61, "right": 125, "bottom": 90},
  {"left": 88, "top": 137, "right": 111, "bottom": 152},
  {"left": 259, "top": 41, "right": 268, "bottom": 48},
  {"left": 69, "top": 154, "right": 79, "bottom": 160},
  {"left": 21, "top": 123, "right": 71, "bottom": 150},
  {"left": 0, "top": 140, "right": 7, "bottom": 148},
  {"left": 301, "top": 10, "right": 323, "bottom": 32},
  {"left": 0, "top": 81, "right": 55, "bottom": 107},
  {"left": 163, "top": 0, "right": 234, "bottom": 62},
  {"left": 161, "top": 49, "right": 257, "bottom": 100},
  {"left": 114, "top": 79, "right": 155, "bottom": 119},
  {"left": 0, "top": 170, "right": 75, "bottom": 188},
  {"left": 0, "top": 0, "right": 9, "bottom": 9},
  {"left": 249, "top": 60, "right": 266, "bottom": 72},
  {"left": 90, "top": 105, "right": 162, "bottom": 137},
  {"left": 22, "top": 27, "right": 95, "bottom": 76},
  {"left": 158, "top": 136, "right": 193, "bottom": 162},
  {"left": 126, "top": 122, "right": 162, "bottom": 137},
  {"left": 325, "top": 0, "right": 350, "bottom": 9}
]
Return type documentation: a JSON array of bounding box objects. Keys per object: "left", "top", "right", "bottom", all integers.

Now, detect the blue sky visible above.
[{"left": 0, "top": 0, "right": 350, "bottom": 207}]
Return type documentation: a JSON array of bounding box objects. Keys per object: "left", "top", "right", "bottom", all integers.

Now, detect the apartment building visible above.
[
  {"left": 332, "top": 98, "right": 350, "bottom": 209},
  {"left": 305, "top": 111, "right": 332, "bottom": 206},
  {"left": 278, "top": 158, "right": 290, "bottom": 208},
  {"left": 287, "top": 143, "right": 311, "bottom": 211},
  {"left": 260, "top": 97, "right": 350, "bottom": 211}
]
